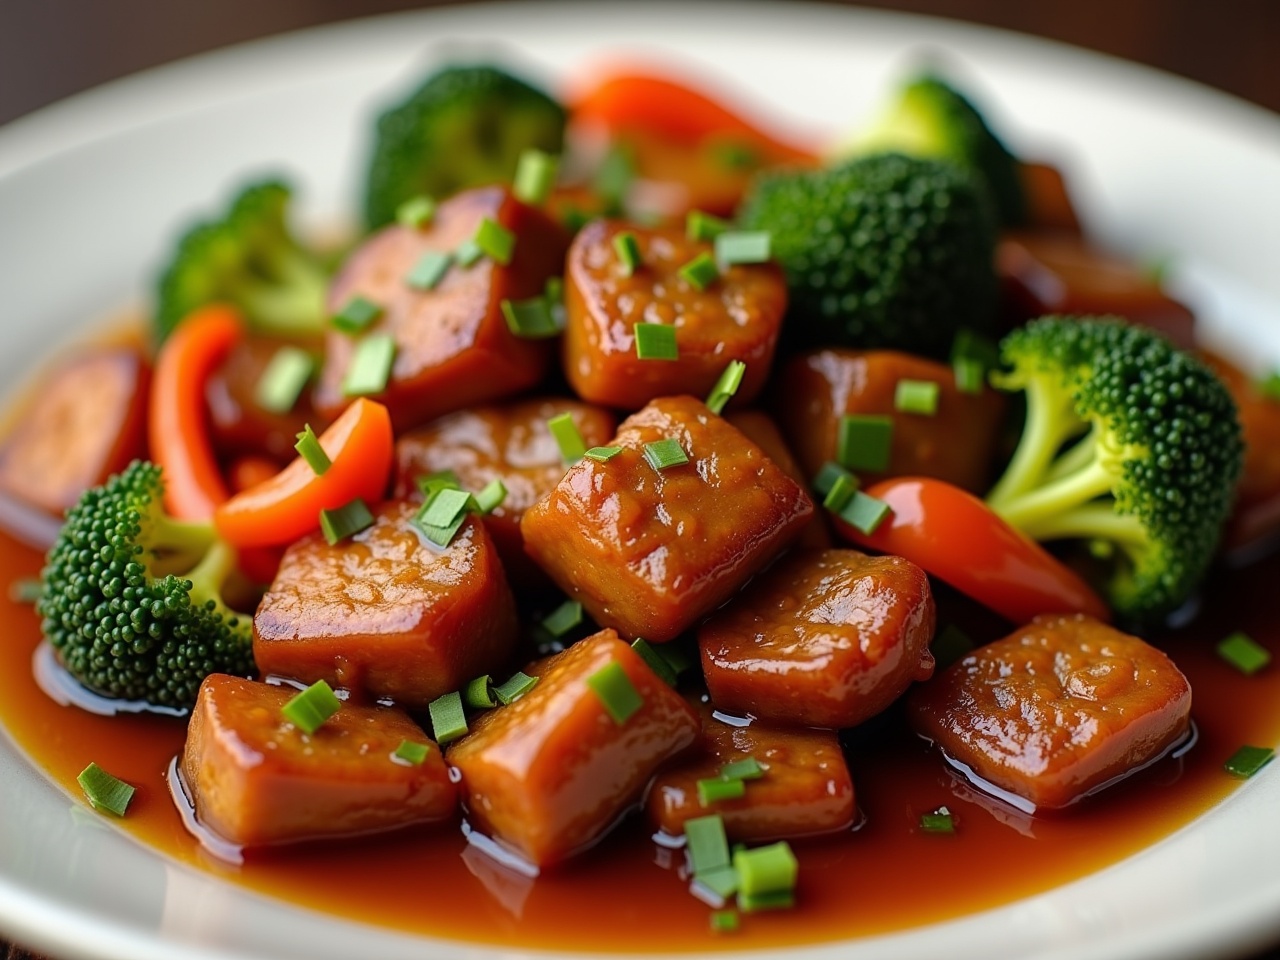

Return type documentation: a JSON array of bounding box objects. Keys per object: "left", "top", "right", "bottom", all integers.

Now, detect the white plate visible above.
[{"left": 1, "top": 4, "right": 1279, "bottom": 959}]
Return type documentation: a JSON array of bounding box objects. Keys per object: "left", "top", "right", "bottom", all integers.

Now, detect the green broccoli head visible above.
[
  {"left": 855, "top": 73, "right": 1026, "bottom": 226},
  {"left": 37, "top": 461, "right": 255, "bottom": 709},
  {"left": 364, "top": 64, "right": 566, "bottom": 229},
  {"left": 155, "top": 179, "right": 329, "bottom": 343},
  {"left": 986, "top": 316, "right": 1244, "bottom": 622},
  {"left": 739, "top": 152, "right": 998, "bottom": 356}
]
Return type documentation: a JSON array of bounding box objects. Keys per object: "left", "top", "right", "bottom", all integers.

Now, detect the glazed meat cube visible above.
[
  {"left": 448, "top": 628, "right": 700, "bottom": 868},
  {"left": 646, "top": 699, "right": 855, "bottom": 842},
  {"left": 206, "top": 333, "right": 323, "bottom": 463},
  {"left": 0, "top": 345, "right": 148, "bottom": 516},
  {"left": 700, "top": 549, "right": 935, "bottom": 728},
  {"left": 775, "top": 349, "right": 1005, "bottom": 494},
  {"left": 393, "top": 397, "right": 616, "bottom": 585},
  {"left": 315, "top": 186, "right": 568, "bottom": 431},
  {"left": 181, "top": 674, "right": 456, "bottom": 847},
  {"left": 726, "top": 409, "right": 831, "bottom": 549},
  {"left": 563, "top": 220, "right": 787, "bottom": 410},
  {"left": 909, "top": 613, "right": 1192, "bottom": 810},
  {"left": 254, "top": 501, "right": 517, "bottom": 708},
  {"left": 998, "top": 232, "right": 1195, "bottom": 348},
  {"left": 521, "top": 396, "right": 814, "bottom": 642}
]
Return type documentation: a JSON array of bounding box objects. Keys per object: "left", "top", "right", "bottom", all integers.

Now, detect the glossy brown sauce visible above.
[{"left": 1, "top": 527, "right": 1278, "bottom": 951}]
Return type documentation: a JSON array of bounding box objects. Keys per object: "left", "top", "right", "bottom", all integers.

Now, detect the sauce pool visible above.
[{"left": 0, "top": 529, "right": 1277, "bottom": 951}]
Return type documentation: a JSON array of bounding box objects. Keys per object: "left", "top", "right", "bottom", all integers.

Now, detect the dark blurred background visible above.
[{"left": 1, "top": 0, "right": 1279, "bottom": 126}]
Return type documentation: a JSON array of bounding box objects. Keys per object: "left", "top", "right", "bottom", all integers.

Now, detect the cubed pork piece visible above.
[
  {"left": 180, "top": 674, "right": 456, "bottom": 847},
  {"left": 254, "top": 502, "right": 517, "bottom": 708},
  {"left": 909, "top": 613, "right": 1193, "bottom": 810}
]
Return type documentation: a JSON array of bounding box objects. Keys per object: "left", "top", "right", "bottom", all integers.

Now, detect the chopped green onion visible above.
[
  {"left": 76, "top": 763, "right": 135, "bottom": 817},
  {"left": 475, "top": 478, "right": 507, "bottom": 515},
  {"left": 586, "top": 660, "right": 644, "bottom": 724},
  {"left": 8, "top": 578, "right": 41, "bottom": 604},
  {"left": 585, "top": 446, "right": 622, "bottom": 462},
  {"left": 319, "top": 498, "right": 374, "bottom": 545},
  {"left": 548, "top": 412, "right": 587, "bottom": 463},
  {"left": 428, "top": 691, "right": 467, "bottom": 744},
  {"left": 931, "top": 624, "right": 974, "bottom": 670},
  {"left": 341, "top": 333, "right": 396, "bottom": 397},
  {"left": 542, "top": 600, "right": 583, "bottom": 637},
  {"left": 837, "top": 414, "right": 893, "bottom": 472},
  {"left": 501, "top": 295, "right": 561, "bottom": 339},
  {"left": 733, "top": 841, "right": 798, "bottom": 897},
  {"left": 545, "top": 275, "right": 564, "bottom": 303},
  {"left": 687, "top": 210, "right": 731, "bottom": 242},
  {"left": 698, "top": 776, "right": 747, "bottom": 806},
  {"left": 643, "top": 438, "right": 689, "bottom": 471},
  {"left": 739, "top": 890, "right": 796, "bottom": 912},
  {"left": 594, "top": 145, "right": 634, "bottom": 214},
  {"left": 613, "top": 231, "right": 643, "bottom": 277},
  {"left": 634, "top": 322, "right": 678, "bottom": 361},
  {"left": 493, "top": 671, "right": 539, "bottom": 705},
  {"left": 822, "top": 473, "right": 858, "bottom": 514},
  {"left": 679, "top": 252, "right": 719, "bottom": 291},
  {"left": 920, "top": 805, "right": 955, "bottom": 833},
  {"left": 720, "top": 757, "right": 764, "bottom": 781},
  {"left": 406, "top": 250, "right": 452, "bottom": 291},
  {"left": 396, "top": 195, "right": 436, "bottom": 228},
  {"left": 416, "top": 470, "right": 461, "bottom": 497},
  {"left": 709, "top": 908, "right": 740, "bottom": 933},
  {"left": 837, "top": 490, "right": 893, "bottom": 535},
  {"left": 282, "top": 679, "right": 341, "bottom": 734},
  {"left": 654, "top": 639, "right": 695, "bottom": 679},
  {"left": 684, "top": 814, "right": 731, "bottom": 874},
  {"left": 1217, "top": 631, "right": 1271, "bottom": 675},
  {"left": 332, "top": 295, "right": 383, "bottom": 335},
  {"left": 472, "top": 217, "right": 516, "bottom": 266},
  {"left": 894, "top": 379, "right": 940, "bottom": 416},
  {"left": 455, "top": 238, "right": 483, "bottom": 267},
  {"left": 513, "top": 149, "right": 559, "bottom": 205},
  {"left": 413, "top": 488, "right": 470, "bottom": 548},
  {"left": 256, "top": 346, "right": 315, "bottom": 414},
  {"left": 393, "top": 740, "right": 431, "bottom": 765},
  {"left": 813, "top": 461, "right": 855, "bottom": 498},
  {"left": 705, "top": 360, "right": 746, "bottom": 415},
  {"left": 698, "top": 866, "right": 741, "bottom": 899},
  {"left": 951, "top": 328, "right": 1000, "bottom": 370},
  {"left": 953, "top": 356, "right": 986, "bottom": 394},
  {"left": 1258, "top": 372, "right": 1280, "bottom": 402},
  {"left": 463, "top": 675, "right": 495, "bottom": 709},
  {"left": 632, "top": 638, "right": 678, "bottom": 687},
  {"left": 561, "top": 206, "right": 589, "bottom": 232},
  {"left": 1224, "top": 745, "right": 1274, "bottom": 779},
  {"left": 715, "top": 231, "right": 771, "bottom": 266},
  {"left": 294, "top": 424, "right": 331, "bottom": 475},
  {"left": 420, "top": 487, "right": 474, "bottom": 529}
]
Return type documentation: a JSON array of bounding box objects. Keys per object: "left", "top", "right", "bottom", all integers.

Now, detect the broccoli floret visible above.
[
  {"left": 852, "top": 73, "right": 1026, "bottom": 226},
  {"left": 155, "top": 179, "right": 329, "bottom": 343},
  {"left": 738, "top": 152, "right": 997, "bottom": 356},
  {"left": 364, "top": 64, "right": 566, "bottom": 229},
  {"left": 37, "top": 461, "right": 255, "bottom": 708},
  {"left": 986, "top": 316, "right": 1244, "bottom": 622}
]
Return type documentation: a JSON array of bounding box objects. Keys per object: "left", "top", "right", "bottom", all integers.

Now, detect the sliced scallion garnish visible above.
[
  {"left": 548, "top": 412, "right": 587, "bottom": 464},
  {"left": 643, "top": 438, "right": 689, "bottom": 471},
  {"left": 684, "top": 814, "right": 731, "bottom": 874},
  {"left": 472, "top": 217, "right": 516, "bottom": 265},
  {"left": 698, "top": 776, "right": 747, "bottom": 806},
  {"left": 679, "top": 252, "right": 719, "bottom": 291},
  {"left": 463, "top": 675, "right": 495, "bottom": 710},
  {"left": 613, "top": 231, "right": 643, "bottom": 277},
  {"left": 501, "top": 296, "right": 561, "bottom": 339},
  {"left": 584, "top": 446, "right": 622, "bottom": 462},
  {"left": 319, "top": 498, "right": 374, "bottom": 546},
  {"left": 686, "top": 210, "right": 731, "bottom": 242},
  {"left": 428, "top": 691, "right": 467, "bottom": 744},
  {"left": 406, "top": 250, "right": 452, "bottom": 291},
  {"left": 493, "top": 671, "right": 539, "bottom": 705},
  {"left": 714, "top": 231, "right": 771, "bottom": 266},
  {"left": 720, "top": 757, "right": 764, "bottom": 781},
  {"left": 393, "top": 740, "right": 431, "bottom": 765},
  {"left": 332, "top": 295, "right": 383, "bottom": 335},
  {"left": 282, "top": 679, "right": 341, "bottom": 734},
  {"left": 256, "top": 346, "right": 314, "bottom": 414},
  {"left": 341, "top": 333, "right": 397, "bottom": 397},
  {"left": 1224, "top": 744, "right": 1275, "bottom": 779},
  {"left": 631, "top": 638, "right": 678, "bottom": 687},
  {"left": 77, "top": 762, "right": 135, "bottom": 817},
  {"left": 837, "top": 490, "right": 893, "bottom": 535},
  {"left": 634, "top": 322, "right": 678, "bottom": 361},
  {"left": 541, "top": 600, "right": 583, "bottom": 638},
  {"left": 919, "top": 806, "right": 955, "bottom": 833},
  {"left": 586, "top": 660, "right": 643, "bottom": 725},
  {"left": 837, "top": 414, "right": 893, "bottom": 472},
  {"left": 475, "top": 478, "right": 507, "bottom": 515},
  {"left": 513, "top": 149, "right": 559, "bottom": 205},
  {"left": 705, "top": 360, "right": 746, "bottom": 415},
  {"left": 294, "top": 423, "right": 331, "bottom": 476},
  {"left": 733, "top": 841, "right": 797, "bottom": 898},
  {"left": 396, "top": 195, "right": 436, "bottom": 229},
  {"left": 1217, "top": 631, "right": 1271, "bottom": 675}
]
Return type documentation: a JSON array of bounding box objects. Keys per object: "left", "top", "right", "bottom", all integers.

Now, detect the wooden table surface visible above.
[{"left": 1, "top": 1, "right": 1279, "bottom": 958}]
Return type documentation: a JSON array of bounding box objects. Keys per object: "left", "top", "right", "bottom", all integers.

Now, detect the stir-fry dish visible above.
[{"left": 6, "top": 57, "right": 1280, "bottom": 944}]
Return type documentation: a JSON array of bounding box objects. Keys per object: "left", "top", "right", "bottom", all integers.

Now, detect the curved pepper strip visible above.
[{"left": 835, "top": 476, "right": 1111, "bottom": 625}]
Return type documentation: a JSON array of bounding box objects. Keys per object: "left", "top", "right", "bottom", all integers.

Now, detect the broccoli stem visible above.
[
  {"left": 1019, "top": 502, "right": 1148, "bottom": 550},
  {"left": 184, "top": 540, "right": 240, "bottom": 619},
  {"left": 987, "top": 372, "right": 1086, "bottom": 508},
  {"left": 995, "top": 457, "right": 1117, "bottom": 535},
  {"left": 144, "top": 514, "right": 216, "bottom": 579},
  {"left": 237, "top": 249, "right": 328, "bottom": 337},
  {"left": 1042, "top": 427, "right": 1098, "bottom": 484}
]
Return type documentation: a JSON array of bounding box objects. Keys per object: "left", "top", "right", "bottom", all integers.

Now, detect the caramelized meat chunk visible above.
[
  {"left": 448, "top": 628, "right": 700, "bottom": 868},
  {"left": 394, "top": 397, "right": 616, "bottom": 585},
  {"left": 726, "top": 410, "right": 830, "bottom": 549},
  {"left": 775, "top": 349, "right": 1005, "bottom": 494},
  {"left": 254, "top": 502, "right": 517, "bottom": 708},
  {"left": 315, "top": 186, "right": 568, "bottom": 431},
  {"left": 700, "top": 549, "right": 935, "bottom": 728},
  {"left": 909, "top": 613, "right": 1192, "bottom": 810},
  {"left": 181, "top": 674, "right": 456, "bottom": 847},
  {"left": 206, "top": 333, "right": 322, "bottom": 462},
  {"left": 564, "top": 220, "right": 786, "bottom": 410},
  {"left": 521, "top": 396, "right": 813, "bottom": 642},
  {"left": 0, "top": 345, "right": 148, "bottom": 515},
  {"left": 647, "top": 699, "right": 855, "bottom": 842},
  {"left": 998, "top": 231, "right": 1195, "bottom": 348}
]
